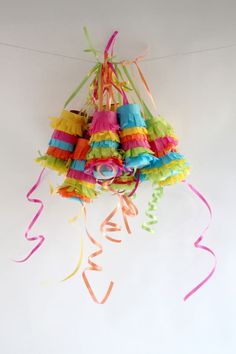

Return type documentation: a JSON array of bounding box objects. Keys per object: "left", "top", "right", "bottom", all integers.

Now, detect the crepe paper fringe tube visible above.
[
  {"left": 146, "top": 115, "right": 178, "bottom": 157},
  {"left": 86, "top": 111, "right": 123, "bottom": 179},
  {"left": 58, "top": 138, "right": 97, "bottom": 202},
  {"left": 50, "top": 110, "right": 87, "bottom": 136},
  {"left": 35, "top": 111, "right": 88, "bottom": 174},
  {"left": 117, "top": 104, "right": 158, "bottom": 169}
]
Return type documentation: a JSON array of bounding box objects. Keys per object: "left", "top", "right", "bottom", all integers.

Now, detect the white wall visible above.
[{"left": 0, "top": 1, "right": 236, "bottom": 354}]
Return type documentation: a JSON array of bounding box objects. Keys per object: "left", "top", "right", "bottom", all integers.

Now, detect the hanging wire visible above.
[{"left": 0, "top": 40, "right": 235, "bottom": 63}]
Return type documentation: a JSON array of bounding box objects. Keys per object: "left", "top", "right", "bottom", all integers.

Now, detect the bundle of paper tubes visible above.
[{"left": 18, "top": 28, "right": 216, "bottom": 304}]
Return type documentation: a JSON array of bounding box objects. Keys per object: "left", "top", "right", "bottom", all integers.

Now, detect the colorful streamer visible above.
[
  {"left": 16, "top": 168, "right": 46, "bottom": 262},
  {"left": 142, "top": 184, "right": 164, "bottom": 233},
  {"left": 183, "top": 181, "right": 216, "bottom": 301},
  {"left": 20, "top": 28, "right": 215, "bottom": 304},
  {"left": 82, "top": 205, "right": 114, "bottom": 304}
]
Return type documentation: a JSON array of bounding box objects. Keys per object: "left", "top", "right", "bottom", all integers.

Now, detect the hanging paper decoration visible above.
[
  {"left": 58, "top": 137, "right": 97, "bottom": 202},
  {"left": 85, "top": 111, "right": 123, "bottom": 179},
  {"left": 118, "top": 103, "right": 158, "bottom": 169},
  {"left": 36, "top": 110, "right": 86, "bottom": 174},
  {"left": 19, "top": 28, "right": 216, "bottom": 305},
  {"left": 146, "top": 115, "right": 178, "bottom": 157}
]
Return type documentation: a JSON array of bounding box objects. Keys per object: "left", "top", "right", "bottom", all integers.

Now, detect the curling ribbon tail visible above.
[
  {"left": 82, "top": 205, "right": 114, "bottom": 304},
  {"left": 15, "top": 168, "right": 46, "bottom": 263},
  {"left": 142, "top": 184, "right": 164, "bottom": 233},
  {"left": 183, "top": 180, "right": 216, "bottom": 301},
  {"left": 61, "top": 235, "right": 84, "bottom": 282},
  {"left": 100, "top": 203, "right": 122, "bottom": 243}
]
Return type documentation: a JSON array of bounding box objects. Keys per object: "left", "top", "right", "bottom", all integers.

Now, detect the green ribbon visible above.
[
  {"left": 64, "top": 27, "right": 104, "bottom": 109},
  {"left": 83, "top": 26, "right": 100, "bottom": 61},
  {"left": 142, "top": 184, "right": 164, "bottom": 233},
  {"left": 64, "top": 63, "right": 100, "bottom": 108},
  {"left": 121, "top": 65, "right": 153, "bottom": 119}
]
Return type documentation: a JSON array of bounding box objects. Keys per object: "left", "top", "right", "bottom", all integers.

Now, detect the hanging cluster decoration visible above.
[{"left": 18, "top": 29, "right": 216, "bottom": 304}]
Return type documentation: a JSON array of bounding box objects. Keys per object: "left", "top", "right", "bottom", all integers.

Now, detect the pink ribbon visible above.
[
  {"left": 15, "top": 168, "right": 46, "bottom": 262},
  {"left": 104, "top": 31, "right": 118, "bottom": 56},
  {"left": 183, "top": 180, "right": 216, "bottom": 301}
]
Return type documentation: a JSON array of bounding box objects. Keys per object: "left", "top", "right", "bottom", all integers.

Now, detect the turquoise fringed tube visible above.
[{"left": 117, "top": 104, "right": 158, "bottom": 169}]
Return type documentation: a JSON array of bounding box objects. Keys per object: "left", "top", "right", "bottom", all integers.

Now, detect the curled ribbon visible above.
[
  {"left": 61, "top": 208, "right": 84, "bottom": 282},
  {"left": 61, "top": 235, "right": 84, "bottom": 282},
  {"left": 183, "top": 180, "right": 216, "bottom": 301},
  {"left": 128, "top": 169, "right": 140, "bottom": 198},
  {"left": 15, "top": 168, "right": 46, "bottom": 263},
  {"left": 99, "top": 177, "right": 122, "bottom": 243},
  {"left": 64, "top": 63, "right": 100, "bottom": 109},
  {"left": 100, "top": 201, "right": 122, "bottom": 243},
  {"left": 96, "top": 31, "right": 129, "bottom": 111},
  {"left": 142, "top": 184, "right": 164, "bottom": 233},
  {"left": 82, "top": 205, "right": 114, "bottom": 304},
  {"left": 133, "top": 60, "right": 158, "bottom": 112},
  {"left": 121, "top": 55, "right": 158, "bottom": 112},
  {"left": 97, "top": 166, "right": 122, "bottom": 243},
  {"left": 120, "top": 194, "right": 138, "bottom": 234},
  {"left": 100, "top": 180, "right": 138, "bottom": 242},
  {"left": 121, "top": 65, "right": 153, "bottom": 119}
]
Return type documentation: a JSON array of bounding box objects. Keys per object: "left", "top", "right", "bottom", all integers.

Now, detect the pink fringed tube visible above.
[{"left": 85, "top": 111, "right": 123, "bottom": 179}]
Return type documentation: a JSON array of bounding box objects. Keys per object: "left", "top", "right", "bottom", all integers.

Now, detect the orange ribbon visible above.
[
  {"left": 82, "top": 205, "right": 114, "bottom": 304},
  {"left": 133, "top": 60, "right": 158, "bottom": 112},
  {"left": 120, "top": 56, "right": 158, "bottom": 112},
  {"left": 120, "top": 194, "right": 138, "bottom": 234},
  {"left": 100, "top": 202, "right": 122, "bottom": 243},
  {"left": 100, "top": 181, "right": 138, "bottom": 242}
]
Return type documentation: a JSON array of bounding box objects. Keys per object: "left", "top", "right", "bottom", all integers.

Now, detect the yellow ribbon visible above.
[{"left": 61, "top": 208, "right": 84, "bottom": 282}]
